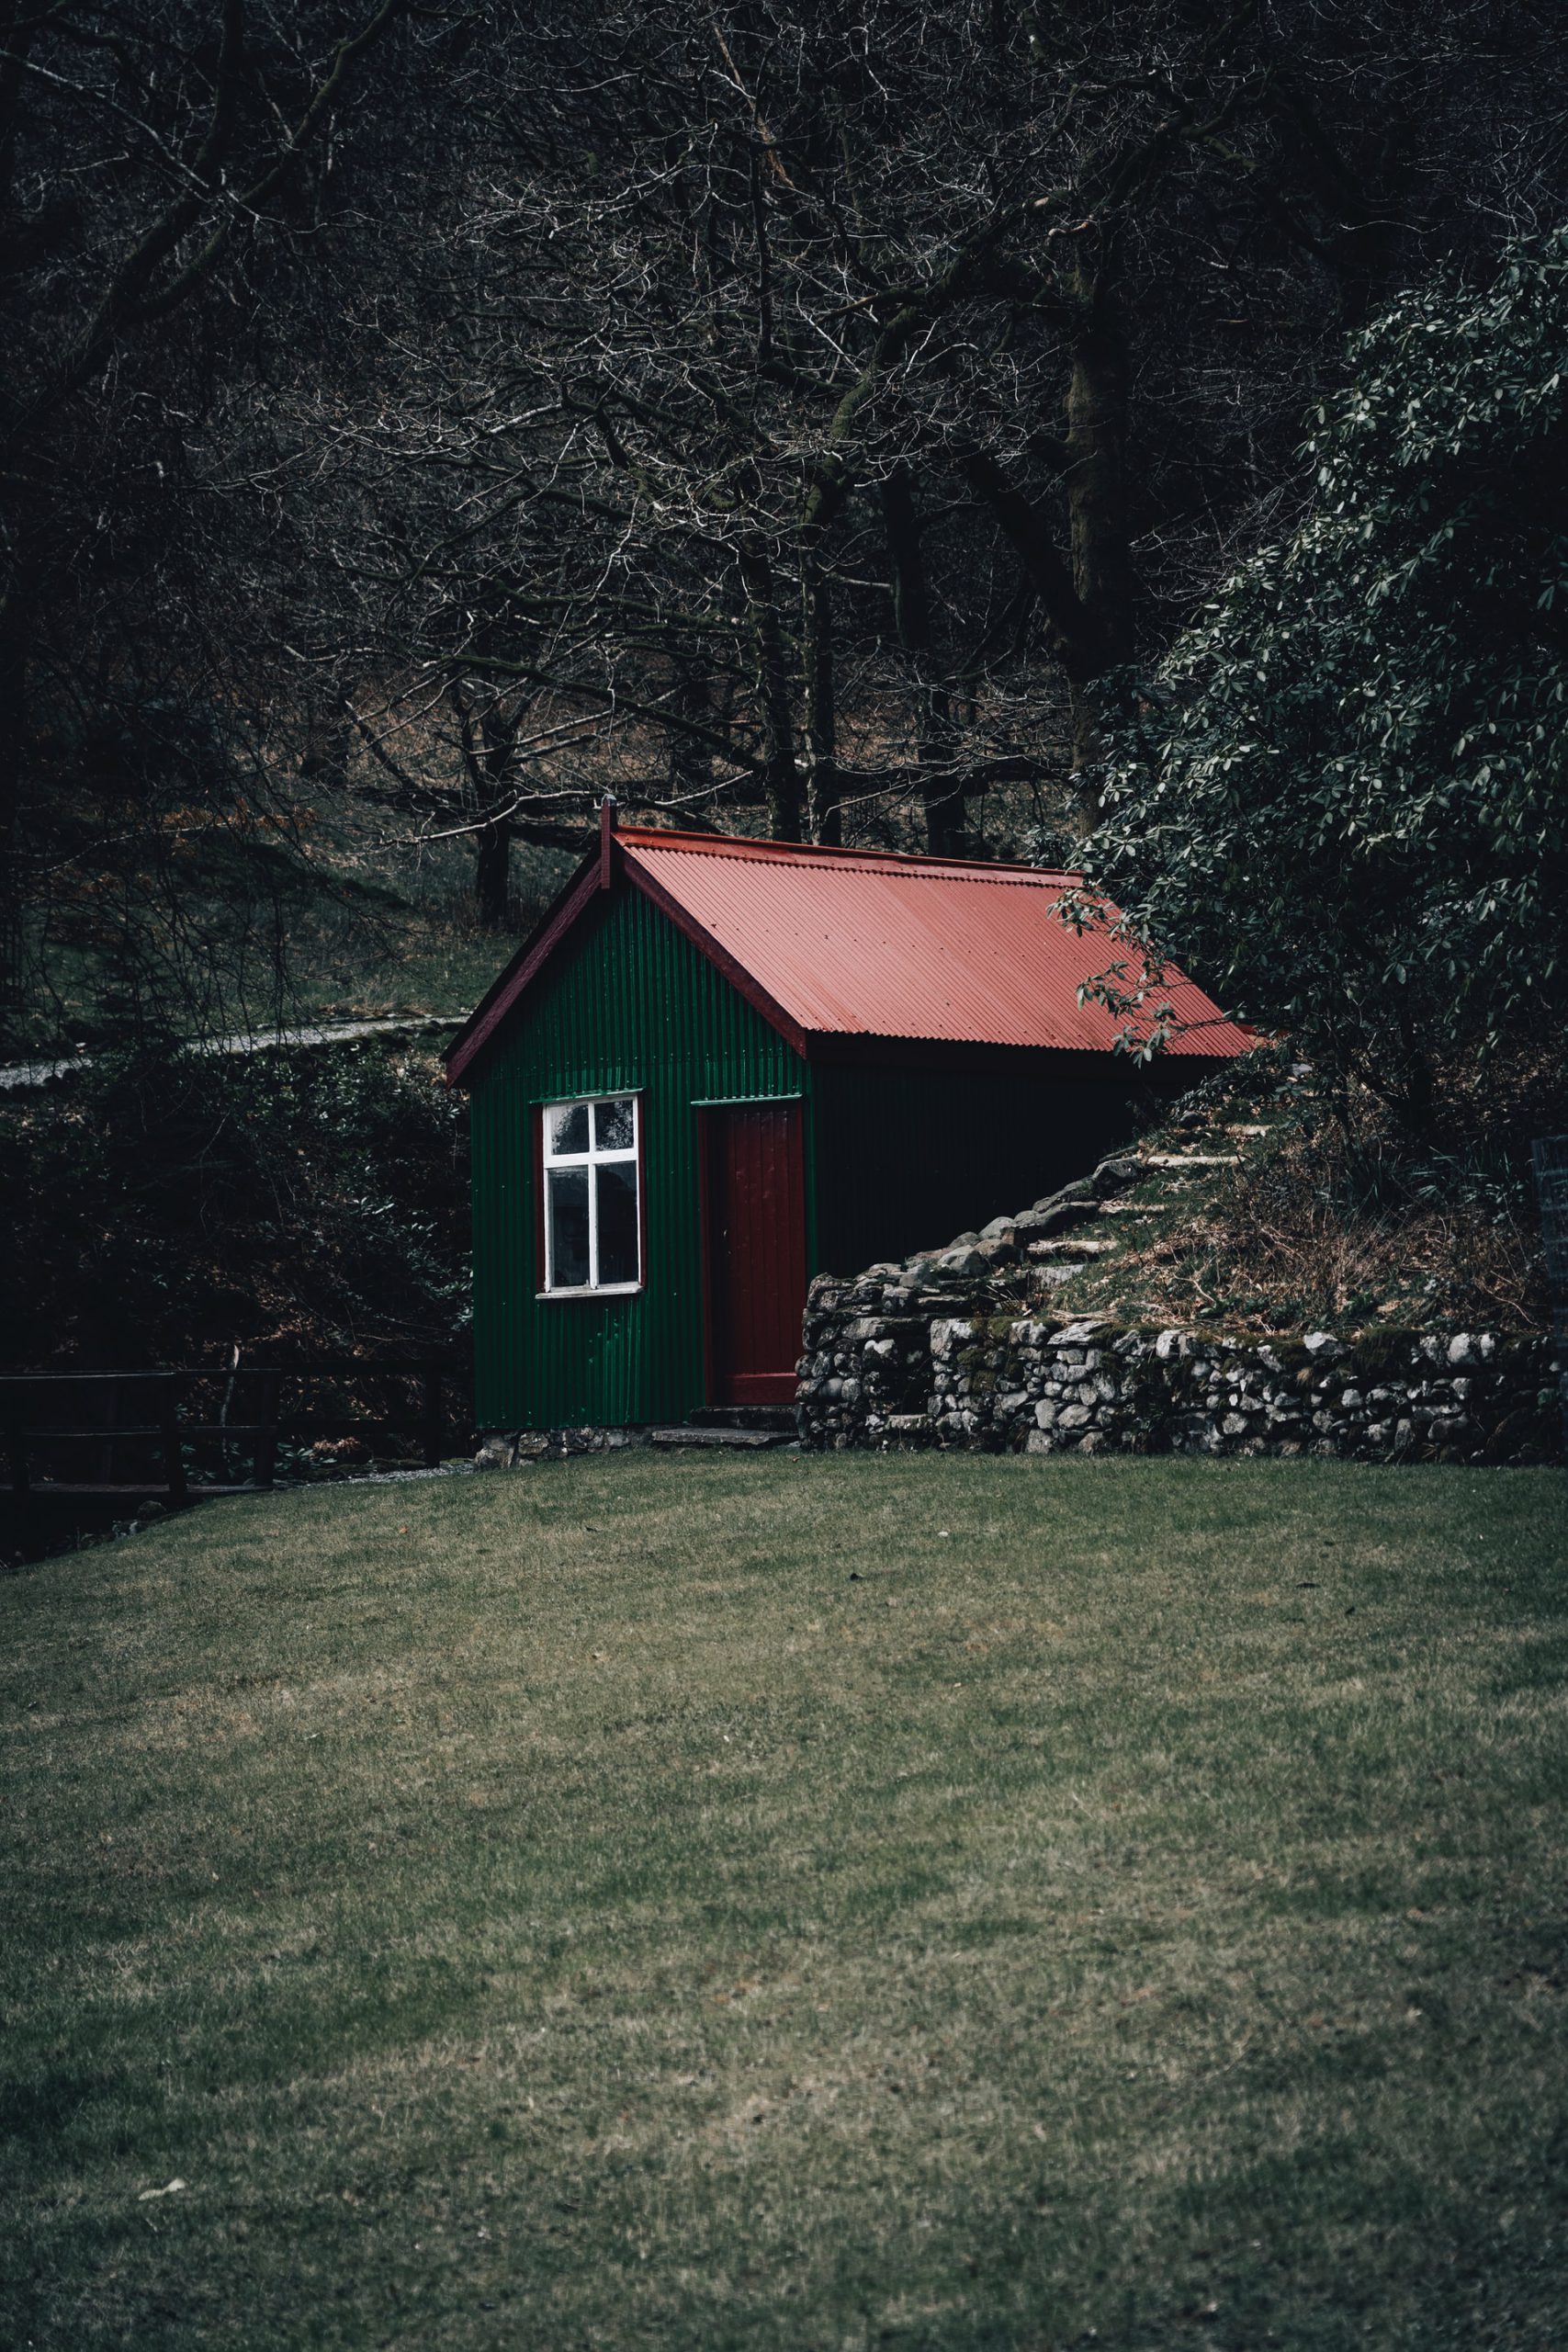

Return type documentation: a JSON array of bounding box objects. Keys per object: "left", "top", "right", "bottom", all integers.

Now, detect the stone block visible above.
[
  {"left": 1091, "top": 1153, "right": 1141, "bottom": 1193},
  {"left": 1033, "top": 1179, "right": 1096, "bottom": 1211},
  {"left": 1017, "top": 1200, "right": 1097, "bottom": 1238},
  {"left": 974, "top": 1237, "right": 1018, "bottom": 1268}
]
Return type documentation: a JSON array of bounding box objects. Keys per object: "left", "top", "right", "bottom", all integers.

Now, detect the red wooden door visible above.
[{"left": 702, "top": 1103, "right": 807, "bottom": 1406}]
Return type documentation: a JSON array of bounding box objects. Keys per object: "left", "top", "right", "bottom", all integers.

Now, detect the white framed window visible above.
[{"left": 540, "top": 1093, "right": 642, "bottom": 1295}]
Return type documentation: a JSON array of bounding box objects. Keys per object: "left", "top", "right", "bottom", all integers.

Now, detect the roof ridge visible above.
[{"left": 616, "top": 826, "right": 1079, "bottom": 882}]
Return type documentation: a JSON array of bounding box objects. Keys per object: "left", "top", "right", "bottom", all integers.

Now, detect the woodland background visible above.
[{"left": 3, "top": 0, "right": 1566, "bottom": 1370}]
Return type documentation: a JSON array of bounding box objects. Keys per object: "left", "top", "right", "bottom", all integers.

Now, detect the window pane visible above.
[
  {"left": 594, "top": 1096, "right": 635, "bottom": 1152},
  {"left": 596, "top": 1161, "right": 639, "bottom": 1285},
  {"left": 546, "top": 1101, "right": 589, "bottom": 1157},
  {"left": 547, "top": 1166, "right": 591, "bottom": 1287}
]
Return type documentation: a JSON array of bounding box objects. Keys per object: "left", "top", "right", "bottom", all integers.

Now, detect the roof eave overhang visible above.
[
  {"left": 800, "top": 1031, "right": 1255, "bottom": 1072},
  {"left": 444, "top": 851, "right": 603, "bottom": 1088}
]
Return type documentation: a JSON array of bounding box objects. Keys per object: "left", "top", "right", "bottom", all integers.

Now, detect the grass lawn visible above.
[{"left": 3, "top": 1455, "right": 1566, "bottom": 2350}]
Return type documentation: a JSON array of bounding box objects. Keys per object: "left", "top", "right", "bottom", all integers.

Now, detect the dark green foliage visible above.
[
  {"left": 1084, "top": 231, "right": 1568, "bottom": 1117},
  {"left": 0, "top": 1044, "right": 468, "bottom": 1368}
]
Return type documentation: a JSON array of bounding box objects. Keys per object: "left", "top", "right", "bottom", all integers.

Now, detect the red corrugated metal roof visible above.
[
  {"left": 615, "top": 828, "right": 1249, "bottom": 1057},
  {"left": 446, "top": 821, "right": 1252, "bottom": 1084}
]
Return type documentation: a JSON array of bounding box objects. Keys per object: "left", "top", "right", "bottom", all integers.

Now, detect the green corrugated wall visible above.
[{"left": 468, "top": 886, "right": 809, "bottom": 1430}]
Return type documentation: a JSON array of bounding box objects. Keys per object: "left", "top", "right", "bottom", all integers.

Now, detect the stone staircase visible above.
[{"left": 860, "top": 1080, "right": 1303, "bottom": 1318}]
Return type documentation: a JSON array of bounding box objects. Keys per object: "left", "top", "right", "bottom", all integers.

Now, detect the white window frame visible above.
[{"left": 540, "top": 1092, "right": 642, "bottom": 1297}]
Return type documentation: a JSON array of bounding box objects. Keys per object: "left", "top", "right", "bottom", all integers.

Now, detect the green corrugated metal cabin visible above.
[{"left": 444, "top": 807, "right": 1253, "bottom": 1435}]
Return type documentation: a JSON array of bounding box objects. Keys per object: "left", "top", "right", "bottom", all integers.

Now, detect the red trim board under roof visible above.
[{"left": 445, "top": 824, "right": 1253, "bottom": 1085}]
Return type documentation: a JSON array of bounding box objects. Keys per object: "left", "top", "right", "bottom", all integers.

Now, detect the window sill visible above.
[{"left": 536, "top": 1283, "right": 643, "bottom": 1302}]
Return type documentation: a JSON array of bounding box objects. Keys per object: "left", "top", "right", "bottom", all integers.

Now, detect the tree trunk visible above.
[
  {"left": 1064, "top": 262, "right": 1134, "bottom": 824},
  {"left": 0, "top": 580, "right": 28, "bottom": 1036},
  {"left": 299, "top": 691, "right": 353, "bottom": 792},
  {"left": 881, "top": 469, "right": 963, "bottom": 854},
  {"left": 451, "top": 683, "right": 521, "bottom": 927},
  {"left": 739, "top": 545, "right": 801, "bottom": 842},
  {"left": 474, "top": 815, "right": 512, "bottom": 928},
  {"left": 802, "top": 560, "right": 840, "bottom": 845},
  {"left": 666, "top": 662, "right": 715, "bottom": 804}
]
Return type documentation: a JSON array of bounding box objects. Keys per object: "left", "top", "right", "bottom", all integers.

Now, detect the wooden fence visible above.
[{"left": 2, "top": 1362, "right": 464, "bottom": 1504}]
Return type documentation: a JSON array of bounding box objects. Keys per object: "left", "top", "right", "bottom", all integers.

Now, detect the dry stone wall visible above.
[
  {"left": 796, "top": 1137, "right": 1562, "bottom": 1464},
  {"left": 797, "top": 1290, "right": 1560, "bottom": 1466}
]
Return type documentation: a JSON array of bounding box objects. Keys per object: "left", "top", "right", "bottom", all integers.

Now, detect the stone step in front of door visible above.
[
  {"left": 686, "top": 1404, "right": 797, "bottom": 1432},
  {"left": 649, "top": 1425, "right": 791, "bottom": 1449}
]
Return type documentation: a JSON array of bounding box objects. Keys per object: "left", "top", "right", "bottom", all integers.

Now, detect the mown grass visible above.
[{"left": 3, "top": 1455, "right": 1565, "bottom": 2350}]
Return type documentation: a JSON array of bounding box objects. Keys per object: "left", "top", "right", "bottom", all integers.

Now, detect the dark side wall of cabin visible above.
[
  {"left": 808, "top": 1053, "right": 1186, "bottom": 1278},
  {"left": 467, "top": 877, "right": 1186, "bottom": 1432}
]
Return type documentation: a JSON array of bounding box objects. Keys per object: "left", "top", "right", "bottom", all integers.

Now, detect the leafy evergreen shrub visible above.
[
  {"left": 0, "top": 1043, "right": 468, "bottom": 1368},
  {"left": 1083, "top": 230, "right": 1568, "bottom": 1125}
]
